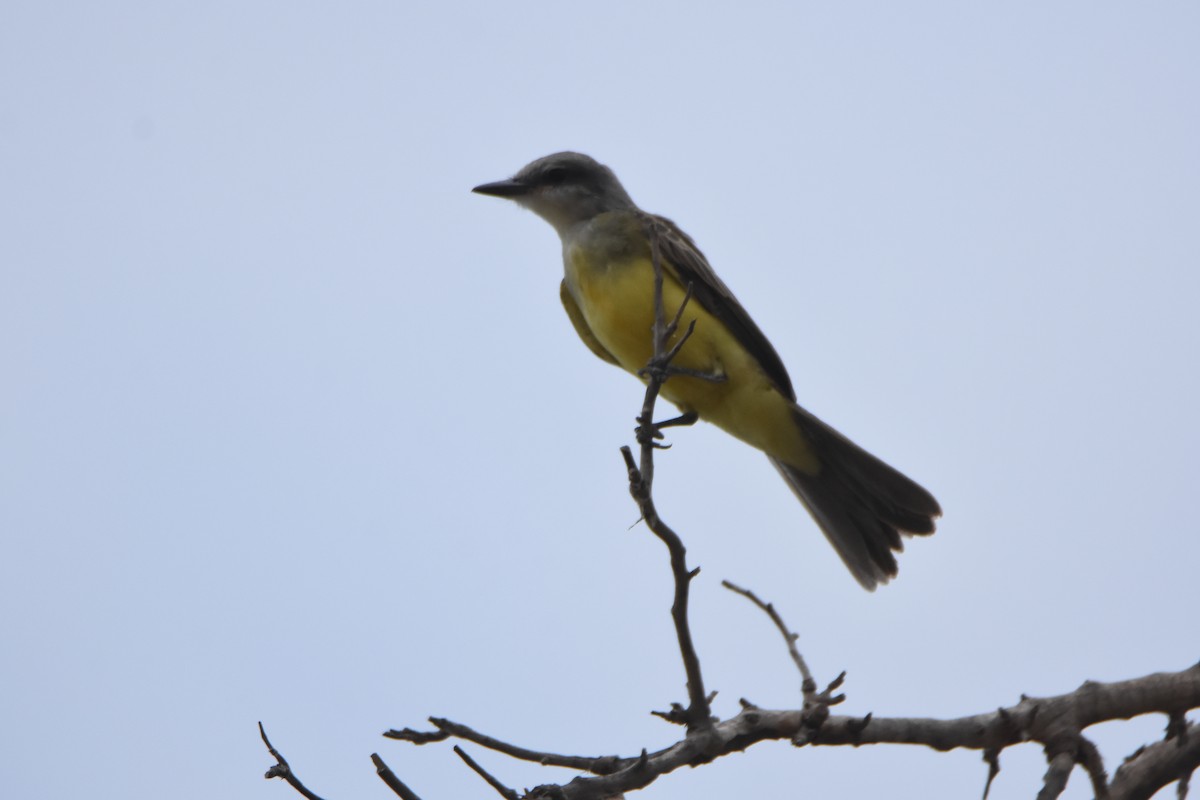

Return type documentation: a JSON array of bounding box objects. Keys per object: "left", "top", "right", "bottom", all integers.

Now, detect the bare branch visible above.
[
  {"left": 721, "top": 580, "right": 816, "bottom": 696},
  {"left": 454, "top": 746, "right": 520, "bottom": 800},
  {"left": 382, "top": 670, "right": 1199, "bottom": 800},
  {"left": 259, "top": 722, "right": 328, "bottom": 800},
  {"left": 1038, "top": 750, "right": 1075, "bottom": 800},
  {"left": 982, "top": 747, "right": 1001, "bottom": 800},
  {"left": 371, "top": 753, "right": 425, "bottom": 800},
  {"left": 721, "top": 580, "right": 847, "bottom": 746},
  {"left": 1077, "top": 735, "right": 1111, "bottom": 799},
  {"left": 383, "top": 725, "right": 451, "bottom": 745},
  {"left": 617, "top": 216, "right": 717, "bottom": 734},
  {"left": 391, "top": 717, "right": 626, "bottom": 775},
  {"left": 663, "top": 281, "right": 695, "bottom": 341},
  {"left": 618, "top": 443, "right": 712, "bottom": 734},
  {"left": 1169, "top": 711, "right": 1190, "bottom": 742},
  {"left": 1111, "top": 721, "right": 1200, "bottom": 800},
  {"left": 812, "top": 665, "right": 1200, "bottom": 751}
]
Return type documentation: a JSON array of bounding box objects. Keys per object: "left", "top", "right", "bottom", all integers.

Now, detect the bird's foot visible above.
[{"left": 635, "top": 410, "right": 699, "bottom": 448}]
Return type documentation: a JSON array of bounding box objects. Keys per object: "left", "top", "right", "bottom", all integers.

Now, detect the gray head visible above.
[{"left": 473, "top": 152, "right": 637, "bottom": 236}]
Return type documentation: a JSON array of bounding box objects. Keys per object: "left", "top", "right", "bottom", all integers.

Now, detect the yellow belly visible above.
[{"left": 564, "top": 244, "right": 818, "bottom": 473}]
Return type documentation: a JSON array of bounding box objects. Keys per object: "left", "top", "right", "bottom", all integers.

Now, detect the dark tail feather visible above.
[{"left": 771, "top": 406, "right": 941, "bottom": 590}]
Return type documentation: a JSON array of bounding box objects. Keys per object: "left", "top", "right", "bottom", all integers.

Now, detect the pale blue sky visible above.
[{"left": 2, "top": 3, "right": 1197, "bottom": 799}]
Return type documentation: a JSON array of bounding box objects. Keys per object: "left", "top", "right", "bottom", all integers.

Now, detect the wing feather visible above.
[{"left": 648, "top": 214, "right": 795, "bottom": 400}]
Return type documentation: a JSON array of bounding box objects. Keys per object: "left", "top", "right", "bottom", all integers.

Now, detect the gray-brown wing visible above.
[{"left": 650, "top": 214, "right": 795, "bottom": 400}]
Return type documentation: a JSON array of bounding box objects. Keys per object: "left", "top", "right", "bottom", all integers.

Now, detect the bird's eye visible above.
[{"left": 543, "top": 166, "right": 568, "bottom": 184}]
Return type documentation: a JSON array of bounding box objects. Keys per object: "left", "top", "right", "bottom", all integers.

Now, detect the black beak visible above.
[{"left": 472, "top": 178, "right": 530, "bottom": 198}]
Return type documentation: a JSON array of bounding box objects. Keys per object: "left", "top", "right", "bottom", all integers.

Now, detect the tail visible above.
[{"left": 771, "top": 405, "right": 941, "bottom": 590}]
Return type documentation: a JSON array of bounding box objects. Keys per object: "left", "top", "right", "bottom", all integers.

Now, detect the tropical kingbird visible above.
[{"left": 473, "top": 152, "right": 940, "bottom": 589}]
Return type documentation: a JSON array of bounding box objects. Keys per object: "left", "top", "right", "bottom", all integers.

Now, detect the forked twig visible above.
[{"left": 720, "top": 580, "right": 845, "bottom": 744}]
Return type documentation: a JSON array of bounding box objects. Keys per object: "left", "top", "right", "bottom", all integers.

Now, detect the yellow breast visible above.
[{"left": 562, "top": 221, "right": 816, "bottom": 471}]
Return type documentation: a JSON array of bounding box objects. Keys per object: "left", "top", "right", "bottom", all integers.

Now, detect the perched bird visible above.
[{"left": 473, "top": 152, "right": 940, "bottom": 589}]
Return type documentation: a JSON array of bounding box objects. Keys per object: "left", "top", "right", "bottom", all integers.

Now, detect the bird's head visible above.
[{"left": 473, "top": 152, "right": 636, "bottom": 236}]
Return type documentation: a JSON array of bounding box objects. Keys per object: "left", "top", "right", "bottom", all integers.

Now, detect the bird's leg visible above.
[
  {"left": 656, "top": 409, "right": 700, "bottom": 430},
  {"left": 637, "top": 359, "right": 727, "bottom": 386},
  {"left": 665, "top": 365, "right": 727, "bottom": 383},
  {"left": 636, "top": 409, "right": 699, "bottom": 448}
]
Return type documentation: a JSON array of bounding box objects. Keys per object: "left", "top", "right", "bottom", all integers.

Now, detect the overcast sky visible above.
[{"left": 2, "top": 3, "right": 1197, "bottom": 799}]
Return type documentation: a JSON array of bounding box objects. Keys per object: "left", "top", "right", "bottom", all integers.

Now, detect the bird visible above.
[{"left": 473, "top": 152, "right": 940, "bottom": 589}]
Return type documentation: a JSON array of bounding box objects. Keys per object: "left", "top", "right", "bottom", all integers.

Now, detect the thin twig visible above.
[
  {"left": 615, "top": 215, "right": 714, "bottom": 733},
  {"left": 392, "top": 718, "right": 625, "bottom": 775},
  {"left": 720, "top": 580, "right": 845, "bottom": 744},
  {"left": 259, "top": 722, "right": 327, "bottom": 800},
  {"left": 982, "top": 748, "right": 1002, "bottom": 800},
  {"left": 454, "top": 746, "right": 520, "bottom": 800},
  {"left": 664, "top": 282, "right": 695, "bottom": 340},
  {"left": 383, "top": 726, "right": 452, "bottom": 745},
  {"left": 371, "top": 753, "right": 425, "bottom": 800},
  {"left": 721, "top": 580, "right": 816, "bottom": 696}
]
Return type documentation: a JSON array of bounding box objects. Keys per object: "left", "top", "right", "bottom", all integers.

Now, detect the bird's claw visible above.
[{"left": 635, "top": 410, "right": 699, "bottom": 447}]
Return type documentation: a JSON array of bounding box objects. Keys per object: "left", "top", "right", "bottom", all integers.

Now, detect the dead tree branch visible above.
[
  {"left": 454, "top": 746, "right": 521, "bottom": 800},
  {"left": 373, "top": 664, "right": 1199, "bottom": 799},
  {"left": 620, "top": 214, "right": 718, "bottom": 735},
  {"left": 384, "top": 718, "right": 625, "bottom": 775},
  {"left": 719, "top": 579, "right": 846, "bottom": 745},
  {"left": 1111, "top": 721, "right": 1200, "bottom": 800},
  {"left": 371, "top": 753, "right": 425, "bottom": 800},
  {"left": 259, "top": 722, "right": 329, "bottom": 800}
]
